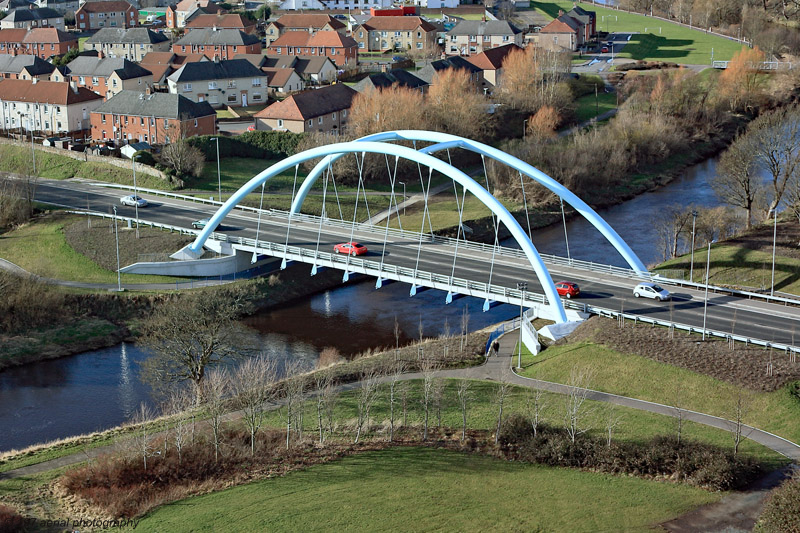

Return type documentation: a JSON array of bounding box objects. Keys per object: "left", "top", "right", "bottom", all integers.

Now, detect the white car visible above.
[
  {"left": 633, "top": 282, "right": 671, "bottom": 301},
  {"left": 120, "top": 195, "right": 147, "bottom": 207}
]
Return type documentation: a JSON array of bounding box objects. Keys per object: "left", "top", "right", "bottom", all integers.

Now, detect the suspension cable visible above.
[
  {"left": 449, "top": 182, "right": 468, "bottom": 285},
  {"left": 380, "top": 154, "right": 400, "bottom": 273},
  {"left": 344, "top": 151, "right": 365, "bottom": 271},
  {"left": 413, "top": 166, "right": 433, "bottom": 279},
  {"left": 519, "top": 170, "right": 533, "bottom": 242},
  {"left": 252, "top": 181, "right": 266, "bottom": 263},
  {"left": 383, "top": 153, "right": 402, "bottom": 231},
  {"left": 485, "top": 214, "right": 501, "bottom": 290},
  {"left": 328, "top": 158, "right": 344, "bottom": 221},
  {"left": 313, "top": 165, "right": 330, "bottom": 262},
  {"left": 283, "top": 164, "right": 300, "bottom": 248}
]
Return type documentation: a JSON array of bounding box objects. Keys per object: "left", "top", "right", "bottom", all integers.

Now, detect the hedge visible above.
[{"left": 189, "top": 131, "right": 305, "bottom": 162}]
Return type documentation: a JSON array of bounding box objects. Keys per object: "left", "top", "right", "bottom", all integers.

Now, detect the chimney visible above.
[
  {"left": 32, "top": 77, "right": 38, "bottom": 84},
  {"left": 212, "top": 25, "right": 217, "bottom": 31},
  {"left": 145, "top": 84, "right": 152, "bottom": 95},
  {"left": 69, "top": 81, "right": 79, "bottom": 94},
  {"left": 98, "top": 50, "right": 104, "bottom": 59},
  {"left": 214, "top": 55, "right": 220, "bottom": 63},
  {"left": 558, "top": 9, "right": 564, "bottom": 16}
]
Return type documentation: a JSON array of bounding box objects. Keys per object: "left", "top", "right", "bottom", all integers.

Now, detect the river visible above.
[{"left": 0, "top": 157, "right": 722, "bottom": 453}]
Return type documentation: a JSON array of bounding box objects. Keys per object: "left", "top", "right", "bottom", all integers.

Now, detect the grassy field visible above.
[
  {"left": 532, "top": 2, "right": 744, "bottom": 63},
  {"left": 0, "top": 216, "right": 187, "bottom": 284},
  {"left": 389, "top": 196, "right": 524, "bottom": 233},
  {"left": 0, "top": 145, "right": 173, "bottom": 190},
  {"left": 574, "top": 91, "right": 618, "bottom": 122},
  {"left": 519, "top": 342, "right": 800, "bottom": 445},
  {"left": 136, "top": 447, "right": 720, "bottom": 533}
]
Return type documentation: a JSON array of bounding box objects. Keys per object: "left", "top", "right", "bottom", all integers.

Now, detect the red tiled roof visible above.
[
  {"left": 77, "top": 0, "right": 135, "bottom": 13},
  {"left": 269, "top": 31, "right": 311, "bottom": 47},
  {"left": 307, "top": 31, "right": 356, "bottom": 48},
  {"left": 0, "top": 29, "right": 30, "bottom": 43},
  {"left": 176, "top": 0, "right": 212, "bottom": 12},
  {"left": 0, "top": 79, "right": 103, "bottom": 105},
  {"left": 186, "top": 14, "right": 255, "bottom": 30},
  {"left": 22, "top": 28, "right": 77, "bottom": 44},
  {"left": 540, "top": 18, "right": 578, "bottom": 34},
  {"left": 139, "top": 51, "right": 175, "bottom": 64},
  {"left": 273, "top": 14, "right": 345, "bottom": 31},
  {"left": 360, "top": 16, "right": 435, "bottom": 32},
  {"left": 466, "top": 43, "right": 522, "bottom": 70},
  {"left": 263, "top": 67, "right": 296, "bottom": 87},
  {"left": 255, "top": 84, "right": 356, "bottom": 121}
]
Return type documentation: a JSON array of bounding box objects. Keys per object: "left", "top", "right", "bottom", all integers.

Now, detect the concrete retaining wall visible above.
[{"left": 121, "top": 249, "right": 280, "bottom": 277}]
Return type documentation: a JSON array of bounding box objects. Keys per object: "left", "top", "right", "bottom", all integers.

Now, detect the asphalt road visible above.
[{"left": 34, "top": 179, "right": 800, "bottom": 348}]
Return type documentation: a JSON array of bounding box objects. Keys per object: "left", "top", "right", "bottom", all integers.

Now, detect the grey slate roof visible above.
[
  {"left": 85, "top": 27, "right": 169, "bottom": 45},
  {"left": 353, "top": 69, "right": 427, "bottom": 92},
  {"left": 94, "top": 90, "right": 215, "bottom": 119},
  {"left": 3, "top": 7, "right": 60, "bottom": 21},
  {"left": 167, "top": 58, "right": 264, "bottom": 82},
  {"left": 0, "top": 53, "right": 52, "bottom": 74},
  {"left": 568, "top": 5, "right": 595, "bottom": 24},
  {"left": 446, "top": 20, "right": 521, "bottom": 37},
  {"left": 66, "top": 56, "right": 152, "bottom": 79},
  {"left": 174, "top": 27, "right": 260, "bottom": 46},
  {"left": 259, "top": 54, "right": 333, "bottom": 76},
  {"left": 0, "top": 0, "right": 36, "bottom": 12},
  {"left": 416, "top": 56, "right": 481, "bottom": 84},
  {"left": 556, "top": 14, "right": 582, "bottom": 32}
]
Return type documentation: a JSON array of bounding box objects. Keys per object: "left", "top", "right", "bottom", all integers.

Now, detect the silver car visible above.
[
  {"left": 633, "top": 282, "right": 671, "bottom": 301},
  {"left": 120, "top": 195, "right": 147, "bottom": 207}
]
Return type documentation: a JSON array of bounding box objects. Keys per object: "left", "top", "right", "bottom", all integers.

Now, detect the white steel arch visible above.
[
  {"left": 186, "top": 140, "right": 569, "bottom": 323},
  {"left": 290, "top": 130, "right": 648, "bottom": 274}
]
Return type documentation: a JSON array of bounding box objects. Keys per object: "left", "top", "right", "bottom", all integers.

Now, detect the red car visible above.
[
  {"left": 601, "top": 46, "right": 609, "bottom": 53},
  {"left": 334, "top": 242, "right": 368, "bottom": 256},
  {"left": 555, "top": 281, "right": 580, "bottom": 299},
  {"left": 247, "top": 124, "right": 255, "bottom": 132}
]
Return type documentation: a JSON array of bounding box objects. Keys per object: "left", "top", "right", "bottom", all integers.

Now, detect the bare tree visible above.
[
  {"left": 460, "top": 305, "right": 470, "bottom": 352},
  {"left": 202, "top": 368, "right": 230, "bottom": 462},
  {"left": 563, "top": 365, "right": 595, "bottom": 444},
  {"left": 157, "top": 123, "right": 205, "bottom": 178},
  {"left": 354, "top": 369, "right": 381, "bottom": 443},
  {"left": 654, "top": 205, "right": 694, "bottom": 260},
  {"left": 728, "top": 389, "right": 753, "bottom": 456},
  {"left": 387, "top": 361, "right": 406, "bottom": 442},
  {"left": 525, "top": 389, "right": 547, "bottom": 438},
  {"left": 322, "top": 372, "right": 339, "bottom": 441},
  {"left": 233, "top": 356, "right": 276, "bottom": 455},
  {"left": 128, "top": 402, "right": 155, "bottom": 470},
  {"left": 456, "top": 379, "right": 472, "bottom": 442},
  {"left": 420, "top": 359, "right": 438, "bottom": 440},
  {"left": 711, "top": 134, "right": 765, "bottom": 229},
  {"left": 393, "top": 315, "right": 401, "bottom": 362},
  {"left": 314, "top": 370, "right": 332, "bottom": 444},
  {"left": 280, "top": 360, "right": 306, "bottom": 449},
  {"left": 604, "top": 404, "right": 623, "bottom": 447},
  {"left": 494, "top": 367, "right": 513, "bottom": 445},
  {"left": 401, "top": 381, "right": 409, "bottom": 427},
  {"left": 432, "top": 377, "right": 446, "bottom": 428},
  {"left": 166, "top": 387, "right": 193, "bottom": 464},
  {"left": 0, "top": 172, "right": 37, "bottom": 227}
]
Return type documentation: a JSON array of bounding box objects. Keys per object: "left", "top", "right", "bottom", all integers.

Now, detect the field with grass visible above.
[
  {"left": 0, "top": 214, "right": 188, "bottom": 284},
  {"left": 532, "top": 1, "right": 744, "bottom": 63},
  {"left": 574, "top": 91, "right": 618, "bottom": 122},
  {"left": 136, "top": 447, "right": 720, "bottom": 533},
  {"left": 389, "top": 196, "right": 524, "bottom": 233},
  {"left": 519, "top": 341, "right": 800, "bottom": 445}
]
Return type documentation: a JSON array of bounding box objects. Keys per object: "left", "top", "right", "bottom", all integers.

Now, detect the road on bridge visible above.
[{"left": 32, "top": 178, "right": 800, "bottom": 349}]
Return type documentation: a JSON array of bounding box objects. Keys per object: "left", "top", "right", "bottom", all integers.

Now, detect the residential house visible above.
[
  {"left": 266, "top": 30, "right": 357, "bottom": 67},
  {"left": 65, "top": 55, "right": 153, "bottom": 98},
  {"left": 75, "top": 1, "right": 138, "bottom": 31},
  {"left": 185, "top": 13, "right": 255, "bottom": 34},
  {"left": 238, "top": 53, "right": 338, "bottom": 85},
  {"left": 173, "top": 28, "right": 261, "bottom": 60},
  {"left": 568, "top": 5, "right": 596, "bottom": 42},
  {"left": 465, "top": 42, "right": 521, "bottom": 89},
  {"left": 166, "top": 0, "right": 221, "bottom": 29},
  {"left": 264, "top": 14, "right": 345, "bottom": 44},
  {"left": 91, "top": 89, "right": 216, "bottom": 143},
  {"left": 0, "top": 78, "right": 103, "bottom": 135},
  {"left": 416, "top": 56, "right": 483, "bottom": 87},
  {"left": 352, "top": 68, "right": 427, "bottom": 93},
  {"left": 83, "top": 27, "right": 171, "bottom": 61},
  {"left": 0, "top": 7, "right": 64, "bottom": 30},
  {"left": 262, "top": 67, "right": 303, "bottom": 96},
  {"left": 22, "top": 27, "right": 76, "bottom": 58},
  {"left": 446, "top": 20, "right": 522, "bottom": 56},
  {"left": 0, "top": 0, "right": 36, "bottom": 13},
  {"left": 166, "top": 57, "right": 269, "bottom": 108},
  {"left": 352, "top": 16, "right": 437, "bottom": 53},
  {"left": 0, "top": 28, "right": 27, "bottom": 54},
  {"left": 0, "top": 52, "right": 53, "bottom": 78},
  {"left": 532, "top": 13, "right": 584, "bottom": 52},
  {"left": 138, "top": 50, "right": 207, "bottom": 88},
  {"left": 31, "top": 0, "right": 80, "bottom": 16},
  {"left": 277, "top": 0, "right": 392, "bottom": 11},
  {"left": 253, "top": 83, "right": 356, "bottom": 133}
]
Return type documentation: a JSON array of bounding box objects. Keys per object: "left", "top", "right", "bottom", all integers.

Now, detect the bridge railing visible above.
[{"left": 96, "top": 183, "right": 264, "bottom": 215}]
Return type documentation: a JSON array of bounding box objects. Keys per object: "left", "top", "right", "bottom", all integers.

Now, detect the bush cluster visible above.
[
  {"left": 789, "top": 381, "right": 800, "bottom": 403},
  {"left": 188, "top": 131, "right": 304, "bottom": 162},
  {"left": 755, "top": 474, "right": 800, "bottom": 532},
  {"left": 0, "top": 505, "right": 25, "bottom": 533},
  {"left": 499, "top": 415, "right": 762, "bottom": 491}
]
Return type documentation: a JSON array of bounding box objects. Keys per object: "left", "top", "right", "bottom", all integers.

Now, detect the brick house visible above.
[
  {"left": 0, "top": 29, "right": 29, "bottom": 55},
  {"left": 0, "top": 78, "right": 103, "bottom": 135},
  {"left": 264, "top": 14, "right": 346, "bottom": 45},
  {"left": 173, "top": 28, "right": 261, "bottom": 61},
  {"left": 75, "top": 1, "right": 138, "bottom": 31},
  {"left": 352, "top": 16, "right": 437, "bottom": 53},
  {"left": 166, "top": 0, "right": 221, "bottom": 29},
  {"left": 532, "top": 13, "right": 584, "bottom": 52},
  {"left": 465, "top": 43, "right": 522, "bottom": 89},
  {"left": 22, "top": 27, "right": 76, "bottom": 58},
  {"left": 83, "top": 27, "right": 171, "bottom": 62},
  {"left": 0, "top": 7, "right": 64, "bottom": 30},
  {"left": 185, "top": 14, "right": 256, "bottom": 34},
  {"left": 65, "top": 55, "right": 153, "bottom": 99},
  {"left": 254, "top": 83, "right": 356, "bottom": 134},
  {"left": 91, "top": 89, "right": 216, "bottom": 144},
  {"left": 416, "top": 56, "right": 483, "bottom": 87},
  {"left": 446, "top": 20, "right": 523, "bottom": 56},
  {"left": 568, "top": 5, "right": 596, "bottom": 42},
  {"left": 0, "top": 53, "right": 54, "bottom": 79},
  {"left": 138, "top": 51, "right": 208, "bottom": 88},
  {"left": 266, "top": 30, "right": 357, "bottom": 68},
  {"left": 166, "top": 57, "right": 269, "bottom": 108}
]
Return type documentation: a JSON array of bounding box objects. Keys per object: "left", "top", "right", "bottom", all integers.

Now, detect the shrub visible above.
[
  {"left": 133, "top": 150, "right": 156, "bottom": 167},
  {"left": 755, "top": 474, "right": 800, "bottom": 533},
  {"left": 0, "top": 505, "right": 25, "bottom": 533},
  {"left": 188, "top": 132, "right": 305, "bottom": 162},
  {"left": 789, "top": 381, "right": 800, "bottom": 403}
]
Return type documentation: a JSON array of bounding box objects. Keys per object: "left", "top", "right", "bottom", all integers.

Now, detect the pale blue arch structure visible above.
[
  {"left": 186, "top": 140, "right": 572, "bottom": 322},
  {"left": 290, "top": 130, "right": 648, "bottom": 275}
]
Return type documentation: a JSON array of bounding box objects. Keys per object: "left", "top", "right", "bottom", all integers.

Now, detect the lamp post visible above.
[
  {"left": 702, "top": 241, "right": 711, "bottom": 340},
  {"left": 523, "top": 118, "right": 528, "bottom": 138},
  {"left": 398, "top": 181, "right": 406, "bottom": 215},
  {"left": 211, "top": 136, "right": 221, "bottom": 202},
  {"left": 112, "top": 205, "right": 121, "bottom": 292},
  {"left": 516, "top": 281, "right": 527, "bottom": 370},
  {"left": 771, "top": 207, "right": 778, "bottom": 296},
  {"left": 132, "top": 153, "right": 140, "bottom": 238},
  {"left": 18, "top": 113, "right": 35, "bottom": 174},
  {"left": 689, "top": 210, "right": 698, "bottom": 281}
]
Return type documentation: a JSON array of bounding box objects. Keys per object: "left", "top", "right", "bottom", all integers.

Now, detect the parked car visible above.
[
  {"left": 247, "top": 124, "right": 255, "bottom": 132},
  {"left": 120, "top": 195, "right": 147, "bottom": 207},
  {"left": 555, "top": 281, "right": 580, "bottom": 299},
  {"left": 600, "top": 45, "right": 609, "bottom": 53},
  {"left": 333, "top": 242, "right": 367, "bottom": 256},
  {"left": 633, "top": 282, "right": 671, "bottom": 301},
  {"left": 192, "top": 218, "right": 210, "bottom": 229}
]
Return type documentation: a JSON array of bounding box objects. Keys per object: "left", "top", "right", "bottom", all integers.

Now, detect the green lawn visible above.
[
  {"left": 519, "top": 342, "right": 800, "bottom": 445},
  {"left": 654, "top": 243, "right": 800, "bottom": 295},
  {"left": 137, "top": 447, "right": 720, "bottom": 533},
  {"left": 574, "top": 91, "right": 618, "bottom": 122},
  {"left": 389, "top": 196, "right": 523, "bottom": 233},
  {"left": 0, "top": 217, "right": 186, "bottom": 284},
  {"left": 532, "top": 2, "right": 744, "bottom": 63}
]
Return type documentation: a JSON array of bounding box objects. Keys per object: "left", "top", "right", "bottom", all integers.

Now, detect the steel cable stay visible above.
[
  {"left": 383, "top": 153, "right": 403, "bottom": 231},
  {"left": 447, "top": 179, "right": 468, "bottom": 303},
  {"left": 483, "top": 213, "right": 502, "bottom": 312},
  {"left": 561, "top": 197, "right": 571, "bottom": 261},
  {"left": 377, "top": 154, "right": 401, "bottom": 288},
  {"left": 342, "top": 151, "right": 366, "bottom": 280},
  {"left": 252, "top": 180, "right": 266, "bottom": 264},
  {"left": 327, "top": 158, "right": 344, "bottom": 221},
  {"left": 413, "top": 139, "right": 435, "bottom": 236},
  {"left": 311, "top": 165, "right": 330, "bottom": 276},
  {"left": 519, "top": 170, "right": 533, "bottom": 242},
  {"left": 411, "top": 165, "right": 434, "bottom": 296},
  {"left": 280, "top": 163, "right": 301, "bottom": 268}
]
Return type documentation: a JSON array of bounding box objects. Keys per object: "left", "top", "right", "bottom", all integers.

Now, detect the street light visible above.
[
  {"left": 702, "top": 241, "right": 711, "bottom": 340},
  {"left": 112, "top": 205, "right": 121, "bottom": 292},
  {"left": 770, "top": 207, "right": 778, "bottom": 296},
  {"left": 17, "top": 112, "right": 36, "bottom": 174},
  {"left": 211, "top": 136, "right": 221, "bottom": 202},
  {"left": 689, "top": 210, "right": 698, "bottom": 281},
  {"left": 398, "top": 181, "right": 406, "bottom": 215},
  {"left": 523, "top": 118, "right": 528, "bottom": 138},
  {"left": 132, "top": 153, "right": 140, "bottom": 238},
  {"left": 516, "top": 281, "right": 527, "bottom": 370}
]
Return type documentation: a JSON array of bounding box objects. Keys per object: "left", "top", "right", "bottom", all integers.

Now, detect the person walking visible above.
[{"left": 492, "top": 340, "right": 500, "bottom": 357}]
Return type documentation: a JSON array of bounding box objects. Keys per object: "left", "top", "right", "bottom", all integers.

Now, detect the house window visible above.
[
  {"left": 277, "top": 119, "right": 283, "bottom": 127},
  {"left": 78, "top": 76, "right": 85, "bottom": 84},
  {"left": 208, "top": 81, "right": 217, "bottom": 90},
  {"left": 252, "top": 78, "right": 261, "bottom": 86},
  {"left": 394, "top": 31, "right": 400, "bottom": 37},
  {"left": 483, "top": 35, "right": 490, "bottom": 42},
  {"left": 332, "top": 112, "right": 336, "bottom": 119},
  {"left": 124, "top": 116, "right": 128, "bottom": 124},
  {"left": 112, "top": 79, "right": 117, "bottom": 87},
  {"left": 181, "top": 45, "right": 186, "bottom": 52},
  {"left": 502, "top": 35, "right": 509, "bottom": 42},
  {"left": 209, "top": 95, "right": 218, "bottom": 104},
  {"left": 140, "top": 117, "right": 144, "bottom": 125},
  {"left": 183, "top": 83, "right": 192, "bottom": 92},
  {"left": 227, "top": 94, "right": 236, "bottom": 103},
  {"left": 358, "top": 42, "right": 364, "bottom": 49},
  {"left": 164, "top": 119, "right": 168, "bottom": 128},
  {"left": 252, "top": 92, "right": 261, "bottom": 101},
  {"left": 359, "top": 31, "right": 363, "bottom": 38},
  {"left": 150, "top": 117, "right": 155, "bottom": 125},
  {"left": 227, "top": 80, "right": 236, "bottom": 88},
  {"left": 194, "top": 119, "right": 198, "bottom": 127},
  {"left": 318, "top": 116, "right": 323, "bottom": 124},
  {"left": 417, "top": 31, "right": 421, "bottom": 38},
  {"left": 342, "top": 110, "right": 347, "bottom": 117},
  {"left": 381, "top": 31, "right": 387, "bottom": 37},
  {"left": 102, "top": 114, "right": 106, "bottom": 123},
  {"left": 307, "top": 119, "right": 312, "bottom": 127}
]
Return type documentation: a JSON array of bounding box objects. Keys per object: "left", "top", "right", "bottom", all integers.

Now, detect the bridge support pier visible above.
[
  {"left": 445, "top": 291, "right": 465, "bottom": 304},
  {"left": 409, "top": 285, "right": 430, "bottom": 297},
  {"left": 483, "top": 299, "right": 500, "bottom": 312},
  {"left": 375, "top": 278, "right": 396, "bottom": 289},
  {"left": 310, "top": 264, "right": 328, "bottom": 276}
]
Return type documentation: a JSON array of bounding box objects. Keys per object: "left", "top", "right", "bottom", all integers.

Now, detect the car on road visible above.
[
  {"left": 192, "top": 218, "right": 210, "bottom": 229},
  {"left": 555, "top": 281, "right": 580, "bottom": 299},
  {"left": 600, "top": 45, "right": 609, "bottom": 53},
  {"left": 334, "top": 242, "right": 367, "bottom": 256},
  {"left": 247, "top": 124, "right": 255, "bottom": 132},
  {"left": 633, "top": 282, "right": 671, "bottom": 301},
  {"left": 120, "top": 195, "right": 147, "bottom": 207}
]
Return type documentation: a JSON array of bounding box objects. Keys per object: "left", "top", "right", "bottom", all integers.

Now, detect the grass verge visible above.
[{"left": 574, "top": 91, "right": 618, "bottom": 122}]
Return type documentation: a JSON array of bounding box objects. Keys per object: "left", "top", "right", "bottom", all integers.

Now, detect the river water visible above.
[{"left": 0, "top": 158, "right": 723, "bottom": 453}]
